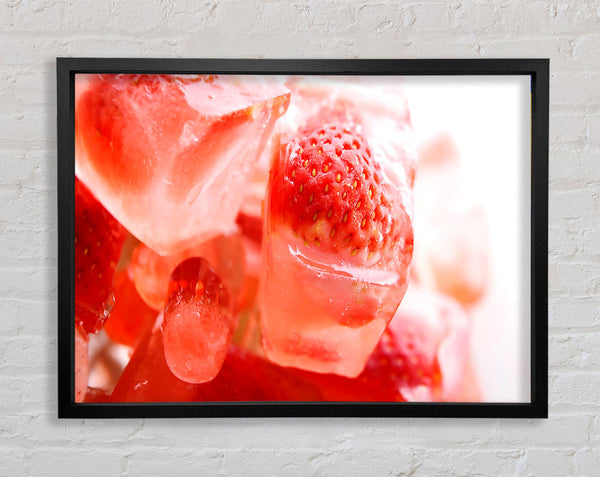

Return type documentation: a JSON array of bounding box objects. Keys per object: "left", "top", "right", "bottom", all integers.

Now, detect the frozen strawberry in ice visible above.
[
  {"left": 75, "top": 74, "right": 290, "bottom": 255},
  {"left": 75, "top": 178, "right": 127, "bottom": 334},
  {"left": 261, "top": 115, "right": 415, "bottom": 377},
  {"left": 243, "top": 77, "right": 417, "bottom": 233},
  {"left": 103, "top": 268, "right": 157, "bottom": 347},
  {"left": 162, "top": 257, "right": 235, "bottom": 383},
  {"left": 130, "top": 233, "right": 245, "bottom": 312},
  {"left": 298, "top": 284, "right": 471, "bottom": 402},
  {"left": 280, "top": 77, "right": 417, "bottom": 191}
]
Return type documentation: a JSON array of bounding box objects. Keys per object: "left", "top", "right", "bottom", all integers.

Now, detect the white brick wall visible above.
[{"left": 1, "top": 0, "right": 598, "bottom": 475}]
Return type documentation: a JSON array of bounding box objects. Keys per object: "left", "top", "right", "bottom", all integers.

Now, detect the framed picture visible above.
[{"left": 57, "top": 58, "right": 548, "bottom": 418}]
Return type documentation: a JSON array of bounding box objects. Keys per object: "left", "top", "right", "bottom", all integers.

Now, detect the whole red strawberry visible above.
[
  {"left": 271, "top": 122, "right": 412, "bottom": 268},
  {"left": 75, "top": 178, "right": 127, "bottom": 334}
]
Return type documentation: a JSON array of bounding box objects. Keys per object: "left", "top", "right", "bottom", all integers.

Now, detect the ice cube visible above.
[
  {"left": 162, "top": 258, "right": 234, "bottom": 384},
  {"left": 75, "top": 74, "right": 290, "bottom": 255}
]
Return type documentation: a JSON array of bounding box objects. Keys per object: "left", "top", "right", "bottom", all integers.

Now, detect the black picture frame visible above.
[{"left": 57, "top": 58, "right": 549, "bottom": 419}]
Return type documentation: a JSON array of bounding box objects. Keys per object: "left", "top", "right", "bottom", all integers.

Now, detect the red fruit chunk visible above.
[
  {"left": 110, "top": 322, "right": 322, "bottom": 402},
  {"left": 131, "top": 233, "right": 245, "bottom": 312},
  {"left": 220, "top": 346, "right": 323, "bottom": 401},
  {"left": 83, "top": 386, "right": 110, "bottom": 403},
  {"left": 103, "top": 268, "right": 157, "bottom": 347},
  {"left": 110, "top": 319, "right": 198, "bottom": 402},
  {"left": 271, "top": 122, "right": 413, "bottom": 268},
  {"left": 75, "top": 74, "right": 290, "bottom": 255},
  {"left": 162, "top": 258, "right": 235, "bottom": 384},
  {"left": 236, "top": 211, "right": 263, "bottom": 244},
  {"left": 75, "top": 178, "right": 126, "bottom": 334}
]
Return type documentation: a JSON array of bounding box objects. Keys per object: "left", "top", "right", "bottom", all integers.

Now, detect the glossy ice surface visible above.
[
  {"left": 162, "top": 258, "right": 235, "bottom": 383},
  {"left": 260, "top": 230, "right": 407, "bottom": 377},
  {"left": 75, "top": 74, "right": 290, "bottom": 255}
]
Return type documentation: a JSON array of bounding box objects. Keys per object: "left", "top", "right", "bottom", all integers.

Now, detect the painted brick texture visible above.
[{"left": 0, "top": 0, "right": 599, "bottom": 475}]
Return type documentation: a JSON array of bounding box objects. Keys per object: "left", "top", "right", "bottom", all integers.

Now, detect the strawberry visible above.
[
  {"left": 357, "top": 315, "right": 442, "bottom": 401},
  {"left": 270, "top": 121, "right": 413, "bottom": 268},
  {"left": 75, "top": 178, "right": 127, "bottom": 334}
]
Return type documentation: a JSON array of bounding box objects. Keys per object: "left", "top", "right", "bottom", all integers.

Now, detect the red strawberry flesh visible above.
[
  {"left": 75, "top": 178, "right": 127, "bottom": 334},
  {"left": 103, "top": 268, "right": 157, "bottom": 347}
]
